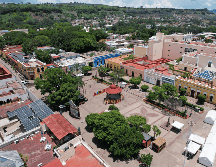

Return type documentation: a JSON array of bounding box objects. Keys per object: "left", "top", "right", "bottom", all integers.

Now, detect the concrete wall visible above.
[
  {"left": 134, "top": 46, "right": 148, "bottom": 57},
  {"left": 0, "top": 126, "right": 41, "bottom": 148},
  {"left": 163, "top": 42, "right": 216, "bottom": 60},
  {"left": 198, "top": 54, "right": 216, "bottom": 72}
]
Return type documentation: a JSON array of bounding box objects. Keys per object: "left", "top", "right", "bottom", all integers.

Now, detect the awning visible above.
[
  {"left": 189, "top": 134, "right": 205, "bottom": 146},
  {"left": 184, "top": 141, "right": 201, "bottom": 155},
  {"left": 171, "top": 121, "right": 184, "bottom": 130}
]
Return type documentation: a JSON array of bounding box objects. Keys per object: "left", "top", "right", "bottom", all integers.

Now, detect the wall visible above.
[
  {"left": 163, "top": 42, "right": 216, "bottom": 60},
  {"left": 0, "top": 126, "right": 41, "bottom": 149},
  {"left": 175, "top": 78, "right": 216, "bottom": 104},
  {"left": 134, "top": 46, "right": 148, "bottom": 57},
  {"left": 182, "top": 55, "right": 198, "bottom": 65},
  {"left": 123, "top": 66, "right": 144, "bottom": 79},
  {"left": 198, "top": 54, "right": 216, "bottom": 72}
]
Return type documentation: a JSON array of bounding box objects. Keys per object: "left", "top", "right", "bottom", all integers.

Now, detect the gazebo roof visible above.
[
  {"left": 152, "top": 137, "right": 166, "bottom": 147},
  {"left": 106, "top": 84, "right": 122, "bottom": 94}
]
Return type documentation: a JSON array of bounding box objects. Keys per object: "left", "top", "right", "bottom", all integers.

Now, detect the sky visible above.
[{"left": 5, "top": 0, "right": 216, "bottom": 10}]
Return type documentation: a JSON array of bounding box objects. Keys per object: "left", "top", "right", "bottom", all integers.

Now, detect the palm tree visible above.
[{"left": 152, "top": 125, "right": 161, "bottom": 139}]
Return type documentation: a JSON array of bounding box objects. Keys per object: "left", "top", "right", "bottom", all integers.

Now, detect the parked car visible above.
[{"left": 21, "top": 80, "right": 29, "bottom": 85}]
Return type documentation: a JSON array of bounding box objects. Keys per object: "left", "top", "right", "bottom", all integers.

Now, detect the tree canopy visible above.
[
  {"left": 34, "top": 68, "right": 83, "bottom": 107},
  {"left": 85, "top": 110, "right": 144, "bottom": 158},
  {"left": 35, "top": 49, "right": 51, "bottom": 64},
  {"left": 129, "top": 76, "right": 141, "bottom": 87}
]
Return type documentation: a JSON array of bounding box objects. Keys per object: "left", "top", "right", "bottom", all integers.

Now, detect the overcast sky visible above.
[{"left": 8, "top": 0, "right": 216, "bottom": 10}]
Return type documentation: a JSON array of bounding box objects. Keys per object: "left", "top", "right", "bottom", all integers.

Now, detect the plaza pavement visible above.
[
  {"left": 60, "top": 75, "right": 214, "bottom": 167},
  {"left": 27, "top": 71, "right": 215, "bottom": 167}
]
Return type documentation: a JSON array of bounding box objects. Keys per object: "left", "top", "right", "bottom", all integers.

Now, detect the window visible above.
[
  {"left": 180, "top": 52, "right": 182, "bottom": 53},
  {"left": 201, "top": 50, "right": 203, "bottom": 51},
  {"left": 140, "top": 74, "right": 142, "bottom": 78},
  {"left": 41, "top": 67, "right": 44, "bottom": 72},
  {"left": 168, "top": 50, "right": 170, "bottom": 51},
  {"left": 169, "top": 45, "right": 170, "bottom": 46},
  {"left": 37, "top": 68, "right": 40, "bottom": 73},
  {"left": 180, "top": 47, "right": 182, "bottom": 48},
  {"left": 168, "top": 55, "right": 170, "bottom": 56},
  {"left": 178, "top": 85, "right": 181, "bottom": 91},
  {"left": 208, "top": 61, "right": 212, "bottom": 67},
  {"left": 40, "top": 74, "right": 43, "bottom": 79}
]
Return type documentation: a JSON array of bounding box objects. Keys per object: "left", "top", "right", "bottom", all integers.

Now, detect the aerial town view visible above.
[{"left": 1, "top": 1, "right": 216, "bottom": 167}]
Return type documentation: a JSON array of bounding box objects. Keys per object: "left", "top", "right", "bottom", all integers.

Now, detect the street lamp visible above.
[
  {"left": 59, "top": 105, "right": 65, "bottom": 115},
  {"left": 183, "top": 121, "right": 196, "bottom": 167}
]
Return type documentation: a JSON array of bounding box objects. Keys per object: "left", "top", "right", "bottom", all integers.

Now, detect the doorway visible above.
[
  {"left": 132, "top": 71, "right": 134, "bottom": 77},
  {"left": 191, "top": 90, "right": 195, "bottom": 97}
]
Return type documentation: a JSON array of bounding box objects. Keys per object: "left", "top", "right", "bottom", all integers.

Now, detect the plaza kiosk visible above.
[
  {"left": 142, "top": 132, "right": 152, "bottom": 148},
  {"left": 152, "top": 137, "right": 166, "bottom": 153},
  {"left": 105, "top": 84, "right": 123, "bottom": 104}
]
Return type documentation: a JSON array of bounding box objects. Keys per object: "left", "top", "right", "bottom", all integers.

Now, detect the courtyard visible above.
[{"left": 60, "top": 74, "right": 214, "bottom": 167}]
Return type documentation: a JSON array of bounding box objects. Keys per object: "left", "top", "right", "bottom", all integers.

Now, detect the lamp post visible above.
[
  {"left": 59, "top": 105, "right": 65, "bottom": 115},
  {"left": 183, "top": 121, "right": 196, "bottom": 167}
]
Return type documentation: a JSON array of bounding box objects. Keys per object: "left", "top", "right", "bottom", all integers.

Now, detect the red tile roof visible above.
[
  {"left": 52, "top": 56, "right": 60, "bottom": 59},
  {"left": 43, "top": 159, "right": 63, "bottom": 167},
  {"left": 43, "top": 113, "right": 78, "bottom": 140},
  {"left": 106, "top": 84, "right": 122, "bottom": 94},
  {"left": 0, "top": 133, "right": 56, "bottom": 167},
  {"left": 65, "top": 144, "right": 104, "bottom": 167}
]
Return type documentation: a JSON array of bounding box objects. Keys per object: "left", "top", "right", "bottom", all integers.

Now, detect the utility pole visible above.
[{"left": 183, "top": 121, "right": 195, "bottom": 167}]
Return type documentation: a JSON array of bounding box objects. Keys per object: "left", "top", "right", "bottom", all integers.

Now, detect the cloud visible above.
[{"left": 205, "top": 2, "right": 211, "bottom": 7}]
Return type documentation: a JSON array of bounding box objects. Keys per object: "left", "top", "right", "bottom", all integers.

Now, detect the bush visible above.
[
  {"left": 179, "top": 96, "right": 187, "bottom": 105},
  {"left": 198, "top": 94, "right": 206, "bottom": 105},
  {"left": 179, "top": 88, "right": 186, "bottom": 96},
  {"left": 108, "top": 105, "right": 119, "bottom": 111},
  {"left": 141, "top": 85, "right": 149, "bottom": 92}
]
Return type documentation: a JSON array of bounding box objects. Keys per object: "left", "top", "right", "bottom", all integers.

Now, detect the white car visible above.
[{"left": 21, "top": 81, "right": 29, "bottom": 85}]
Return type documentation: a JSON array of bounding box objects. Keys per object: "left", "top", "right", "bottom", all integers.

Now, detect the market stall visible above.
[
  {"left": 204, "top": 110, "right": 216, "bottom": 125},
  {"left": 184, "top": 141, "right": 201, "bottom": 156},
  {"left": 199, "top": 144, "right": 216, "bottom": 167},
  {"left": 152, "top": 137, "right": 166, "bottom": 153},
  {"left": 188, "top": 134, "right": 205, "bottom": 148},
  {"left": 171, "top": 121, "right": 184, "bottom": 132}
]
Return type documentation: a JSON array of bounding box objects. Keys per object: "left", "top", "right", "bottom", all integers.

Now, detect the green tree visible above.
[
  {"left": 81, "top": 66, "right": 92, "bottom": 75},
  {"left": 161, "top": 83, "right": 178, "bottom": 97},
  {"left": 35, "top": 49, "right": 51, "bottom": 64},
  {"left": 85, "top": 110, "right": 144, "bottom": 158},
  {"left": 152, "top": 86, "right": 167, "bottom": 104},
  {"left": 142, "top": 124, "right": 151, "bottom": 133},
  {"left": 47, "top": 82, "right": 80, "bottom": 106},
  {"left": 98, "top": 65, "right": 110, "bottom": 80},
  {"left": 0, "top": 36, "right": 5, "bottom": 49},
  {"left": 21, "top": 40, "right": 37, "bottom": 55},
  {"left": 152, "top": 125, "right": 161, "bottom": 139},
  {"left": 179, "top": 96, "right": 187, "bottom": 106},
  {"left": 127, "top": 115, "right": 146, "bottom": 128},
  {"left": 141, "top": 85, "right": 149, "bottom": 92},
  {"left": 33, "top": 35, "right": 50, "bottom": 47},
  {"left": 34, "top": 68, "right": 83, "bottom": 107},
  {"left": 197, "top": 94, "right": 206, "bottom": 105},
  {"left": 108, "top": 104, "right": 119, "bottom": 111},
  {"left": 146, "top": 90, "right": 157, "bottom": 102},
  {"left": 129, "top": 76, "right": 141, "bottom": 88},
  {"left": 140, "top": 153, "right": 153, "bottom": 167}
]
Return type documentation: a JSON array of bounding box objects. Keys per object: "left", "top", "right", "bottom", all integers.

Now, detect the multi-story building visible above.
[
  {"left": 105, "top": 54, "right": 138, "bottom": 70},
  {"left": 133, "top": 32, "right": 216, "bottom": 61},
  {"left": 122, "top": 57, "right": 171, "bottom": 80},
  {"left": 144, "top": 67, "right": 175, "bottom": 86},
  {"left": 17, "top": 58, "right": 47, "bottom": 80}
]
